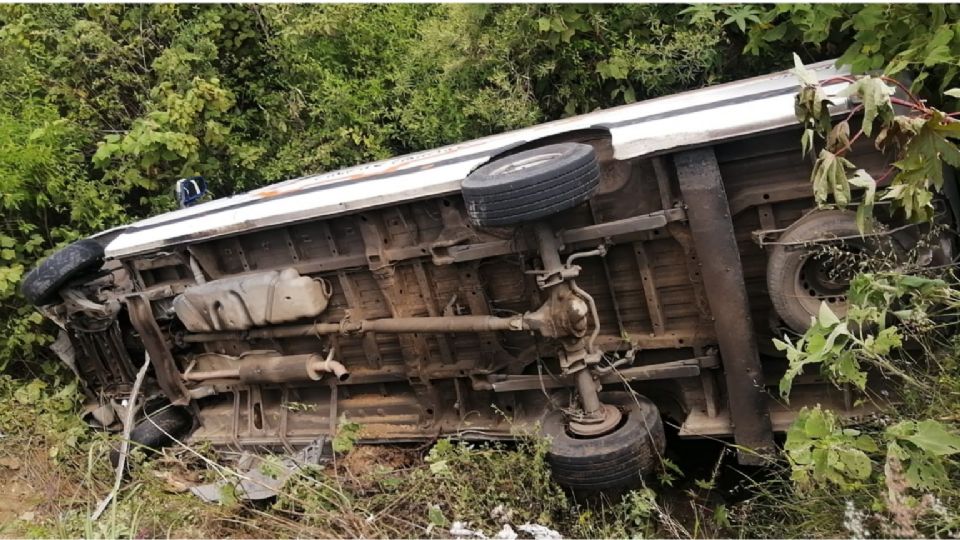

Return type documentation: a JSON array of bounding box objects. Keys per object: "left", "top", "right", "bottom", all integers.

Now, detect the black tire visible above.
[
  {"left": 542, "top": 392, "right": 665, "bottom": 493},
  {"left": 766, "top": 209, "right": 904, "bottom": 333},
  {"left": 109, "top": 405, "right": 194, "bottom": 468},
  {"left": 461, "top": 143, "right": 600, "bottom": 227},
  {"left": 20, "top": 239, "right": 104, "bottom": 306}
]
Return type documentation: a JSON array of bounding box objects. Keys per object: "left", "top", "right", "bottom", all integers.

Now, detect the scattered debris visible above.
[
  {"left": 518, "top": 523, "right": 564, "bottom": 540},
  {"left": 490, "top": 503, "right": 515, "bottom": 524},
  {"left": 450, "top": 521, "right": 564, "bottom": 540},
  {"left": 190, "top": 437, "right": 332, "bottom": 503},
  {"left": 843, "top": 500, "right": 869, "bottom": 539},
  {"left": 450, "top": 521, "right": 489, "bottom": 539},
  {"left": 151, "top": 468, "right": 203, "bottom": 494}
]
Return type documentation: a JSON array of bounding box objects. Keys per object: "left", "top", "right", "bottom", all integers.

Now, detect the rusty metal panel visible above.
[{"left": 674, "top": 146, "right": 774, "bottom": 464}]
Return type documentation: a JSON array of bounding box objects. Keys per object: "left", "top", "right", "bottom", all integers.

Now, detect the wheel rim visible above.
[
  {"left": 792, "top": 239, "right": 867, "bottom": 318},
  {"left": 490, "top": 152, "right": 563, "bottom": 176}
]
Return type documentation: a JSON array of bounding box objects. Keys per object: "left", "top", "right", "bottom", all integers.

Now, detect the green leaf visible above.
[
  {"left": 906, "top": 420, "right": 960, "bottom": 456},
  {"left": 945, "top": 88, "right": 960, "bottom": 99},
  {"left": 924, "top": 45, "right": 954, "bottom": 67},
  {"left": 791, "top": 53, "right": 819, "bottom": 86},
  {"left": 801, "top": 128, "right": 815, "bottom": 157},
  {"left": 693, "top": 478, "right": 716, "bottom": 490},
  {"left": 830, "top": 351, "right": 867, "bottom": 390},
  {"left": 762, "top": 24, "right": 788, "bottom": 42},
  {"left": 884, "top": 57, "right": 911, "bottom": 77},
  {"left": 817, "top": 302, "right": 842, "bottom": 328},
  {"left": 805, "top": 407, "right": 831, "bottom": 438},
  {"left": 864, "top": 326, "right": 902, "bottom": 356},
  {"left": 837, "top": 448, "right": 872, "bottom": 479},
  {"left": 680, "top": 4, "right": 720, "bottom": 24},
  {"left": 887, "top": 110, "right": 960, "bottom": 220},
  {"left": 811, "top": 149, "right": 855, "bottom": 206},
  {"left": 722, "top": 6, "right": 762, "bottom": 32},
  {"left": 848, "top": 169, "right": 877, "bottom": 233},
  {"left": 332, "top": 414, "right": 361, "bottom": 454},
  {"left": 853, "top": 434, "right": 879, "bottom": 453},
  {"left": 837, "top": 77, "right": 894, "bottom": 136},
  {"left": 218, "top": 483, "right": 239, "bottom": 506},
  {"left": 427, "top": 505, "right": 448, "bottom": 527},
  {"left": 429, "top": 459, "right": 449, "bottom": 476}
]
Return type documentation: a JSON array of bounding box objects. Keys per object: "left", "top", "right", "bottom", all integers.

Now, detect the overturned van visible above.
[{"left": 22, "top": 60, "right": 956, "bottom": 492}]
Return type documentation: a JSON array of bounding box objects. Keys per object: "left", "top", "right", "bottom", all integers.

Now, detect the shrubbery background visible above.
[{"left": 2, "top": 4, "right": 958, "bottom": 370}]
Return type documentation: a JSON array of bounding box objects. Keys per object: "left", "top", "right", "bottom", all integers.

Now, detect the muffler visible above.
[{"left": 183, "top": 351, "right": 349, "bottom": 384}]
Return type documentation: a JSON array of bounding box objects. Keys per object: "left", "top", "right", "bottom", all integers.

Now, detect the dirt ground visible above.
[
  {"left": 0, "top": 425, "right": 737, "bottom": 539},
  {"left": 0, "top": 456, "right": 41, "bottom": 537}
]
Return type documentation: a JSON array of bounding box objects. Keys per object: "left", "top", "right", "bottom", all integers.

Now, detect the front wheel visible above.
[{"left": 20, "top": 239, "right": 104, "bottom": 306}]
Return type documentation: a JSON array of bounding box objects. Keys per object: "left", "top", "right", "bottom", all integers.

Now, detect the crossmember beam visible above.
[{"left": 674, "top": 147, "right": 774, "bottom": 465}]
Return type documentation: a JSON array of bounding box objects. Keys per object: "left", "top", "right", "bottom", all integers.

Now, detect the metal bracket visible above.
[
  {"left": 125, "top": 293, "right": 190, "bottom": 405},
  {"left": 430, "top": 202, "right": 477, "bottom": 265}
]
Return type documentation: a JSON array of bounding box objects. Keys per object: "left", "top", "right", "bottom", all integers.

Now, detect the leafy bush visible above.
[
  {"left": 769, "top": 266, "right": 960, "bottom": 536},
  {"left": 689, "top": 4, "right": 960, "bottom": 97}
]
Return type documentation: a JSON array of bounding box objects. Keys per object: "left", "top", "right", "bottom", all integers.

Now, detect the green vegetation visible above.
[
  {"left": 739, "top": 269, "right": 960, "bottom": 538},
  {"left": 0, "top": 377, "right": 721, "bottom": 538},
  {"left": 4, "top": 4, "right": 960, "bottom": 539},
  {"left": 740, "top": 6, "right": 960, "bottom": 536}
]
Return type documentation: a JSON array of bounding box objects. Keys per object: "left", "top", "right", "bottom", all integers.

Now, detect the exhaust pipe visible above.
[
  {"left": 183, "top": 351, "right": 349, "bottom": 384},
  {"left": 306, "top": 350, "right": 349, "bottom": 382}
]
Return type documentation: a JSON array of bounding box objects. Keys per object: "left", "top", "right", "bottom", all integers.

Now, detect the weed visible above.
[{"left": 740, "top": 264, "right": 960, "bottom": 538}]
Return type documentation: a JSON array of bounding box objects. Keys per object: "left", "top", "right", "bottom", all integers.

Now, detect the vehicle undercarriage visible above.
[{"left": 30, "top": 125, "right": 954, "bottom": 491}]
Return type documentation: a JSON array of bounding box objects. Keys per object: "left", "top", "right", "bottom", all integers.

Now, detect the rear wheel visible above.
[
  {"left": 461, "top": 143, "right": 600, "bottom": 227},
  {"left": 542, "top": 392, "right": 665, "bottom": 494}
]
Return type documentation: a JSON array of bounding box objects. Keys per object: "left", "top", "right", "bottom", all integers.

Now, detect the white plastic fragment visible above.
[
  {"left": 518, "top": 523, "right": 563, "bottom": 540},
  {"left": 450, "top": 521, "right": 488, "bottom": 539}
]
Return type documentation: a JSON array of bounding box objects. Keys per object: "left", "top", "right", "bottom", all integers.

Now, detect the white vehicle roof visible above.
[{"left": 105, "top": 60, "right": 852, "bottom": 259}]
